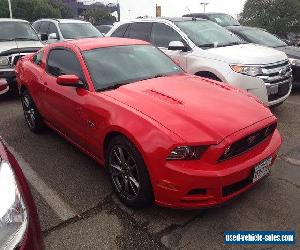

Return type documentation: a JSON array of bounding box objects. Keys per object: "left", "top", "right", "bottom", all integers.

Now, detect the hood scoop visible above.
[{"left": 144, "top": 89, "right": 184, "bottom": 105}]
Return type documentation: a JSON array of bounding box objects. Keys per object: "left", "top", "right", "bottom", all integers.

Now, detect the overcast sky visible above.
[{"left": 80, "top": 0, "right": 247, "bottom": 20}]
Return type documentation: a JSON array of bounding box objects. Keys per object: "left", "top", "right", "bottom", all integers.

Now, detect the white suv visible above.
[
  {"left": 107, "top": 18, "right": 292, "bottom": 106},
  {"left": 32, "top": 19, "right": 103, "bottom": 43}
]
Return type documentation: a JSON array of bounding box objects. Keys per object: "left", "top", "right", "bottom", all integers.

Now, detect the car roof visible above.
[
  {"left": 0, "top": 18, "right": 28, "bottom": 23},
  {"left": 34, "top": 19, "right": 89, "bottom": 24},
  {"left": 128, "top": 17, "right": 207, "bottom": 23},
  {"left": 67, "top": 37, "right": 149, "bottom": 51}
]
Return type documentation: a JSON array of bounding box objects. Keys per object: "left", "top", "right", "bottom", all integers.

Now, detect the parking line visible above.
[
  {"left": 285, "top": 100, "right": 300, "bottom": 106},
  {"left": 5, "top": 143, "right": 77, "bottom": 221},
  {"left": 280, "top": 156, "right": 300, "bottom": 166}
]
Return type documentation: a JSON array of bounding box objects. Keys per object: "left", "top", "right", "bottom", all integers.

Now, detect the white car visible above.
[
  {"left": 107, "top": 18, "right": 292, "bottom": 106},
  {"left": 0, "top": 18, "right": 43, "bottom": 96},
  {"left": 32, "top": 19, "right": 103, "bottom": 43}
]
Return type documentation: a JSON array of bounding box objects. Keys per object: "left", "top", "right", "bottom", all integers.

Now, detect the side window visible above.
[
  {"left": 48, "top": 23, "right": 59, "bottom": 38},
  {"left": 33, "top": 50, "right": 44, "bottom": 65},
  {"left": 127, "top": 22, "right": 152, "bottom": 42},
  {"left": 39, "top": 22, "right": 50, "bottom": 35},
  {"left": 46, "top": 49, "right": 85, "bottom": 83},
  {"left": 111, "top": 24, "right": 129, "bottom": 37},
  {"left": 32, "top": 22, "right": 41, "bottom": 32},
  {"left": 151, "top": 23, "right": 182, "bottom": 48}
]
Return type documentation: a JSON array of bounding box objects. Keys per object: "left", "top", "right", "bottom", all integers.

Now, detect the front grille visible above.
[
  {"left": 258, "top": 60, "right": 292, "bottom": 85},
  {"left": 222, "top": 175, "right": 252, "bottom": 197},
  {"left": 8, "top": 53, "right": 28, "bottom": 67},
  {"left": 219, "top": 123, "right": 277, "bottom": 161}
]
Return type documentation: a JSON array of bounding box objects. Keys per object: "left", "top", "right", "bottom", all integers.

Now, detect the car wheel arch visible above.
[
  {"left": 195, "top": 71, "right": 222, "bottom": 82},
  {"left": 102, "top": 128, "right": 148, "bottom": 167}
]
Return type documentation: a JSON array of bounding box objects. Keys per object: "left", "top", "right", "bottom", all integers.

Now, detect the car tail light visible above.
[
  {"left": 0, "top": 160, "right": 28, "bottom": 249},
  {"left": 0, "top": 79, "right": 8, "bottom": 92}
]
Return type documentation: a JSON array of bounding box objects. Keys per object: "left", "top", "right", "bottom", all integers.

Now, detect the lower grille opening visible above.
[
  {"left": 187, "top": 188, "right": 207, "bottom": 196},
  {"left": 268, "top": 82, "right": 290, "bottom": 101},
  {"left": 222, "top": 175, "right": 252, "bottom": 197}
]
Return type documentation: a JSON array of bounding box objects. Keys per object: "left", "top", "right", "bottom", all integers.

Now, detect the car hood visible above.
[
  {"left": 205, "top": 43, "right": 287, "bottom": 64},
  {"left": 102, "top": 74, "right": 273, "bottom": 143},
  {"left": 275, "top": 45, "right": 300, "bottom": 60},
  {"left": 0, "top": 41, "right": 43, "bottom": 55}
]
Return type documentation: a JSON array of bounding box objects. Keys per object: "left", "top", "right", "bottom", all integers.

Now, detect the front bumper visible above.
[
  {"left": 153, "top": 129, "right": 281, "bottom": 209},
  {"left": 225, "top": 70, "right": 292, "bottom": 107}
]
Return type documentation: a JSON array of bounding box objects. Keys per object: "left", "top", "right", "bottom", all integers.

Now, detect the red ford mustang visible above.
[
  {"left": 0, "top": 138, "right": 43, "bottom": 249},
  {"left": 16, "top": 38, "right": 282, "bottom": 209}
]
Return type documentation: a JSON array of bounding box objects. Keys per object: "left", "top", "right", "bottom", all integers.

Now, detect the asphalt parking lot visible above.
[{"left": 0, "top": 86, "right": 300, "bottom": 250}]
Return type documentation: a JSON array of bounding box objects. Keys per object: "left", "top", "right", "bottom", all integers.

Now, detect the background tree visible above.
[
  {"left": 240, "top": 0, "right": 300, "bottom": 38},
  {"left": 0, "top": 0, "right": 74, "bottom": 21},
  {"left": 83, "top": 5, "right": 116, "bottom": 26}
]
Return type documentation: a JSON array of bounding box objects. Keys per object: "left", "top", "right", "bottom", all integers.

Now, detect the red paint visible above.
[
  {"left": 57, "top": 75, "right": 80, "bottom": 86},
  {"left": 0, "top": 138, "right": 43, "bottom": 249},
  {"left": 16, "top": 38, "right": 282, "bottom": 209}
]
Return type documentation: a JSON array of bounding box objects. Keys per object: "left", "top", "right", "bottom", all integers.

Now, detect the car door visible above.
[
  {"left": 41, "top": 47, "right": 89, "bottom": 148},
  {"left": 150, "top": 22, "right": 188, "bottom": 70}
]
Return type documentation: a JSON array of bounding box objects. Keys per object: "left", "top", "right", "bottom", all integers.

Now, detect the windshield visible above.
[
  {"left": 83, "top": 45, "right": 183, "bottom": 91},
  {"left": 208, "top": 14, "right": 240, "bottom": 27},
  {"left": 176, "top": 20, "right": 245, "bottom": 49},
  {"left": 0, "top": 22, "right": 39, "bottom": 41},
  {"left": 59, "top": 23, "right": 103, "bottom": 39},
  {"left": 237, "top": 28, "right": 287, "bottom": 48}
]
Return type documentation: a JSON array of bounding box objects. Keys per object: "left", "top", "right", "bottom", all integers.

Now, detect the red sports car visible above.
[
  {"left": 0, "top": 138, "right": 43, "bottom": 249},
  {"left": 16, "top": 38, "right": 281, "bottom": 209}
]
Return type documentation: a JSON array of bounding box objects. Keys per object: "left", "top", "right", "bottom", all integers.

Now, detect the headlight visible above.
[
  {"left": 230, "top": 65, "right": 263, "bottom": 77},
  {"left": 289, "top": 58, "right": 300, "bottom": 67},
  {"left": 167, "top": 146, "right": 207, "bottom": 160},
  {"left": 0, "top": 57, "right": 9, "bottom": 67},
  {"left": 0, "top": 160, "right": 28, "bottom": 249}
]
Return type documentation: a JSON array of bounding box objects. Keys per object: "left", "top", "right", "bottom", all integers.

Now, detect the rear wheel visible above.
[
  {"left": 106, "top": 135, "right": 153, "bottom": 208},
  {"left": 21, "top": 89, "right": 44, "bottom": 133}
]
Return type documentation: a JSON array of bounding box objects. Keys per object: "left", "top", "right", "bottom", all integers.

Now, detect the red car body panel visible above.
[
  {"left": 16, "top": 38, "right": 282, "bottom": 209},
  {"left": 0, "top": 138, "right": 43, "bottom": 249}
]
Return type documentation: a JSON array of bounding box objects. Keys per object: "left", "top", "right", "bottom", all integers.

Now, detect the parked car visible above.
[
  {"left": 227, "top": 25, "right": 300, "bottom": 84},
  {"left": 107, "top": 18, "right": 292, "bottom": 106},
  {"left": 32, "top": 19, "right": 103, "bottom": 43},
  {"left": 182, "top": 13, "right": 240, "bottom": 27},
  {"left": 0, "top": 137, "right": 43, "bottom": 249},
  {"left": 16, "top": 38, "right": 282, "bottom": 209},
  {"left": 96, "top": 25, "right": 113, "bottom": 35},
  {"left": 0, "top": 18, "right": 43, "bottom": 96}
]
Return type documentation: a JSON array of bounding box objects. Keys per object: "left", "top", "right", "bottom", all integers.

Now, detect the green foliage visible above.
[
  {"left": 0, "top": 0, "right": 74, "bottom": 21},
  {"left": 83, "top": 6, "right": 116, "bottom": 26},
  {"left": 240, "top": 0, "right": 300, "bottom": 37}
]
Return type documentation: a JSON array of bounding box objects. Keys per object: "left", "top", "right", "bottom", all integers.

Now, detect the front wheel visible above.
[
  {"left": 106, "top": 135, "right": 154, "bottom": 208},
  {"left": 21, "top": 89, "right": 44, "bottom": 133}
]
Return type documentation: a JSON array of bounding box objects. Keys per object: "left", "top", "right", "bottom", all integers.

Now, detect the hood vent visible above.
[{"left": 144, "top": 89, "right": 183, "bottom": 105}]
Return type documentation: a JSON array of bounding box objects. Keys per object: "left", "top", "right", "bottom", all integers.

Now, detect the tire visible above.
[
  {"left": 21, "top": 89, "right": 44, "bottom": 133},
  {"left": 106, "top": 135, "right": 154, "bottom": 208}
]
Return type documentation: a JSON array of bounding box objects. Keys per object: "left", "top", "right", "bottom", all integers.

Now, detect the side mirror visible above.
[
  {"left": 57, "top": 75, "right": 80, "bottom": 87},
  {"left": 48, "top": 33, "right": 58, "bottom": 40},
  {"left": 40, "top": 33, "right": 48, "bottom": 41},
  {"left": 168, "top": 41, "right": 189, "bottom": 52}
]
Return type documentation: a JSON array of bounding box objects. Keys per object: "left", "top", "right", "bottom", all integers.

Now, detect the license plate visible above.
[
  {"left": 269, "top": 85, "right": 278, "bottom": 95},
  {"left": 253, "top": 157, "right": 272, "bottom": 183}
]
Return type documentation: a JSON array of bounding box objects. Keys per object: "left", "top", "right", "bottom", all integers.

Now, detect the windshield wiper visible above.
[
  {"left": 97, "top": 83, "right": 125, "bottom": 92},
  {"left": 198, "top": 43, "right": 216, "bottom": 48}
]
